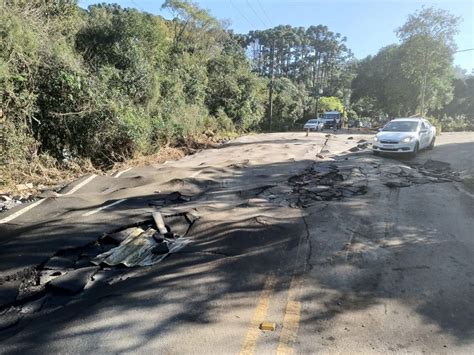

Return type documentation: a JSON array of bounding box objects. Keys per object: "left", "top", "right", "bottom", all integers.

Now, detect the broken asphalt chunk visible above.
[
  {"left": 149, "top": 191, "right": 191, "bottom": 207},
  {"left": 39, "top": 270, "right": 63, "bottom": 285},
  {"left": 184, "top": 211, "right": 200, "bottom": 225},
  {"left": 102, "top": 227, "right": 143, "bottom": 245},
  {"left": 385, "top": 180, "right": 411, "bottom": 188},
  {"left": 423, "top": 159, "right": 451, "bottom": 174},
  {"left": 43, "top": 256, "right": 75, "bottom": 271},
  {"left": 410, "top": 177, "right": 432, "bottom": 184},
  {"left": 46, "top": 266, "right": 99, "bottom": 294},
  {"left": 165, "top": 215, "right": 191, "bottom": 237},
  {"left": 0, "top": 311, "right": 22, "bottom": 331},
  {"left": 0, "top": 280, "right": 20, "bottom": 308}
]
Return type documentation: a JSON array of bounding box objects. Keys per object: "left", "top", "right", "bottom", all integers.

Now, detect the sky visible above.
[{"left": 78, "top": 0, "right": 474, "bottom": 72}]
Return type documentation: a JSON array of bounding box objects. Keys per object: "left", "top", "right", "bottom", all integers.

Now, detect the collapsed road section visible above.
[
  {"left": 0, "top": 211, "right": 198, "bottom": 331},
  {"left": 0, "top": 139, "right": 463, "bottom": 340}
]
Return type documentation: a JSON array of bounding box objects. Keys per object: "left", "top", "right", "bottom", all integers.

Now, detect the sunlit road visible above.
[{"left": 1, "top": 131, "right": 473, "bottom": 354}]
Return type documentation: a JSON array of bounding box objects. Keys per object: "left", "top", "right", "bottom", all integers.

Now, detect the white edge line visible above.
[
  {"left": 82, "top": 198, "right": 127, "bottom": 217},
  {"left": 455, "top": 182, "right": 474, "bottom": 199},
  {"left": 114, "top": 167, "right": 132, "bottom": 178},
  {"left": 64, "top": 174, "right": 97, "bottom": 195},
  {"left": 0, "top": 198, "right": 47, "bottom": 224}
]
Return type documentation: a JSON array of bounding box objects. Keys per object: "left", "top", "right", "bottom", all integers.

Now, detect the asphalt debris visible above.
[
  {"left": 261, "top": 162, "right": 368, "bottom": 208},
  {"left": 46, "top": 266, "right": 100, "bottom": 295},
  {"left": 383, "top": 159, "right": 460, "bottom": 188},
  {"left": 0, "top": 210, "right": 199, "bottom": 327},
  {"left": 149, "top": 191, "right": 192, "bottom": 207}
]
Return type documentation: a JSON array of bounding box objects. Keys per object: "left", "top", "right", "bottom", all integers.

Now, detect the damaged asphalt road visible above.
[{"left": 0, "top": 131, "right": 473, "bottom": 354}]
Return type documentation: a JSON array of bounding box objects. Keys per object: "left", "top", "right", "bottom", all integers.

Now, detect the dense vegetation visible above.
[
  {"left": 1, "top": 0, "right": 267, "bottom": 175},
  {"left": 351, "top": 8, "right": 473, "bottom": 131},
  {"left": 0, "top": 1, "right": 472, "bottom": 188}
]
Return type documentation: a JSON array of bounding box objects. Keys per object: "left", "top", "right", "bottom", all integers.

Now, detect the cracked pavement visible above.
[{"left": 0, "top": 131, "right": 473, "bottom": 354}]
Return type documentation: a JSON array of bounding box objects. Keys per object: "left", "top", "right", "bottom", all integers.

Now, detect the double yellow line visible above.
[
  {"left": 239, "top": 273, "right": 302, "bottom": 355},
  {"left": 240, "top": 216, "right": 309, "bottom": 354},
  {"left": 240, "top": 274, "right": 277, "bottom": 355}
]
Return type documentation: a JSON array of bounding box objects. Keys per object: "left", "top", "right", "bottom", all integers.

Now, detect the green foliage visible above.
[
  {"left": 247, "top": 24, "right": 353, "bottom": 122},
  {"left": 0, "top": 0, "right": 266, "bottom": 178},
  {"left": 318, "top": 97, "right": 344, "bottom": 113},
  {"left": 1, "top": 0, "right": 471, "bottom": 189},
  {"left": 270, "top": 77, "right": 305, "bottom": 130},
  {"left": 434, "top": 75, "right": 474, "bottom": 130},
  {"left": 205, "top": 50, "right": 266, "bottom": 131},
  {"left": 351, "top": 7, "right": 463, "bottom": 124},
  {"left": 351, "top": 45, "right": 419, "bottom": 118},
  {"left": 396, "top": 7, "right": 460, "bottom": 115}
]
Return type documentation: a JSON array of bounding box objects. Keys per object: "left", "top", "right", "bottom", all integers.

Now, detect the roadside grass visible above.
[
  {"left": 0, "top": 155, "right": 98, "bottom": 196},
  {"left": 0, "top": 131, "right": 239, "bottom": 197}
]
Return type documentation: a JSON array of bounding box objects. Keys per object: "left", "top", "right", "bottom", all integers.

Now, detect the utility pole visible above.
[
  {"left": 314, "top": 87, "right": 323, "bottom": 117},
  {"left": 420, "top": 73, "right": 427, "bottom": 117},
  {"left": 268, "top": 39, "right": 275, "bottom": 131}
]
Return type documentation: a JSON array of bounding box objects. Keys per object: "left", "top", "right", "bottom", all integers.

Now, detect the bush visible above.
[
  {"left": 0, "top": 1, "right": 268, "bottom": 189},
  {"left": 426, "top": 116, "right": 443, "bottom": 135},
  {"left": 439, "top": 114, "right": 474, "bottom": 132}
]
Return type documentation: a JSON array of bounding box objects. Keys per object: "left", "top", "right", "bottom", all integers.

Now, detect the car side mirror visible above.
[{"left": 377, "top": 128, "right": 382, "bottom": 132}]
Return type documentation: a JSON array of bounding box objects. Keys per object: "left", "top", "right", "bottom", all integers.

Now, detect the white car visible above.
[
  {"left": 372, "top": 118, "right": 436, "bottom": 156},
  {"left": 304, "top": 119, "right": 324, "bottom": 131}
]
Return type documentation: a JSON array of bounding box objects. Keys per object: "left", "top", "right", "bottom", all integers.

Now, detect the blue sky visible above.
[{"left": 78, "top": 0, "right": 474, "bottom": 72}]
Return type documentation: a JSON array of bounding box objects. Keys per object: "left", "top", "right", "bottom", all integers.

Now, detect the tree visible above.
[
  {"left": 270, "top": 77, "right": 305, "bottom": 130},
  {"left": 161, "top": 0, "right": 223, "bottom": 54},
  {"left": 351, "top": 45, "right": 418, "bottom": 118},
  {"left": 318, "top": 96, "right": 344, "bottom": 113},
  {"left": 434, "top": 74, "right": 474, "bottom": 130},
  {"left": 396, "top": 7, "right": 460, "bottom": 115},
  {"left": 246, "top": 24, "right": 352, "bottom": 124}
]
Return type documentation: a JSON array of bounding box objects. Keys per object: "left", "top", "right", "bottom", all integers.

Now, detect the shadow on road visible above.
[{"left": 1, "top": 138, "right": 473, "bottom": 352}]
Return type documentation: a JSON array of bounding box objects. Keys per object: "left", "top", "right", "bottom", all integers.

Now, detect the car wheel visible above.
[
  {"left": 427, "top": 137, "right": 435, "bottom": 150},
  {"left": 410, "top": 142, "right": 419, "bottom": 158}
]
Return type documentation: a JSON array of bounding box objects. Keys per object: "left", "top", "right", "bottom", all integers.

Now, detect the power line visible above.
[
  {"left": 129, "top": 0, "right": 144, "bottom": 12},
  {"left": 246, "top": 0, "right": 267, "bottom": 28},
  {"left": 255, "top": 0, "right": 273, "bottom": 28},
  {"left": 454, "top": 48, "right": 474, "bottom": 53},
  {"left": 229, "top": 0, "right": 256, "bottom": 29}
]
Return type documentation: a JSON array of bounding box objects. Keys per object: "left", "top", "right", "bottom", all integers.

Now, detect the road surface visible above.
[{"left": 0, "top": 131, "right": 473, "bottom": 354}]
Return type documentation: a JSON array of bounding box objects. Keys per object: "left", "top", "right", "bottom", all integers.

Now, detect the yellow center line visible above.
[
  {"left": 277, "top": 276, "right": 303, "bottom": 355},
  {"left": 239, "top": 274, "right": 276, "bottom": 355},
  {"left": 277, "top": 215, "right": 310, "bottom": 354}
]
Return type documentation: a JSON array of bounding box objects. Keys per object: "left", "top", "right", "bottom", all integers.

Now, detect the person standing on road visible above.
[{"left": 332, "top": 118, "right": 337, "bottom": 132}]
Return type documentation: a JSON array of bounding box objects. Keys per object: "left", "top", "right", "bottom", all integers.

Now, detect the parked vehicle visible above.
[
  {"left": 303, "top": 118, "right": 324, "bottom": 131},
  {"left": 321, "top": 111, "right": 342, "bottom": 129},
  {"left": 372, "top": 118, "right": 436, "bottom": 157}
]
